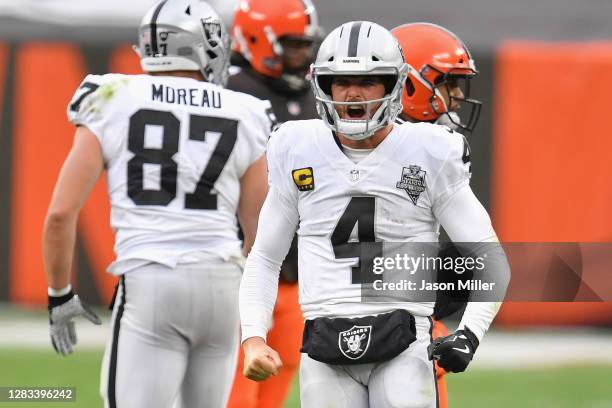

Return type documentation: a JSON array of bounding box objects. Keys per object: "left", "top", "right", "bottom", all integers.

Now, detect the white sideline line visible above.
[
  {"left": 472, "top": 330, "right": 612, "bottom": 368},
  {"left": 2, "top": 312, "right": 612, "bottom": 368},
  {"left": 0, "top": 314, "right": 111, "bottom": 349}
]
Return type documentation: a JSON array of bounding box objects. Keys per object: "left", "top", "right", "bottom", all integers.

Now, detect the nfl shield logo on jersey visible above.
[
  {"left": 338, "top": 326, "right": 372, "bottom": 360},
  {"left": 287, "top": 100, "right": 302, "bottom": 116},
  {"left": 396, "top": 165, "right": 427, "bottom": 205}
]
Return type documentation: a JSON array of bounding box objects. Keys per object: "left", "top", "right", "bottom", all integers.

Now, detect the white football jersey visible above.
[
  {"left": 68, "top": 73, "right": 271, "bottom": 272},
  {"left": 267, "top": 119, "right": 471, "bottom": 319}
]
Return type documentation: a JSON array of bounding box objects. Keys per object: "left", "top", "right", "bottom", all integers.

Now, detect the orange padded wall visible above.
[{"left": 492, "top": 41, "right": 612, "bottom": 325}]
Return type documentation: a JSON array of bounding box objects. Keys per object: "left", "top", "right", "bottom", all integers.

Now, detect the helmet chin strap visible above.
[
  {"left": 339, "top": 124, "right": 376, "bottom": 140},
  {"left": 435, "top": 111, "right": 461, "bottom": 130}
]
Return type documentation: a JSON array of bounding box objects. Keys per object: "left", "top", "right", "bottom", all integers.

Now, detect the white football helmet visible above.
[
  {"left": 135, "top": 0, "right": 230, "bottom": 86},
  {"left": 311, "top": 21, "right": 409, "bottom": 140}
]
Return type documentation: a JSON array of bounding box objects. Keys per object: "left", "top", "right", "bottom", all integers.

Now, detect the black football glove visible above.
[
  {"left": 427, "top": 327, "right": 479, "bottom": 373},
  {"left": 48, "top": 291, "right": 101, "bottom": 356}
]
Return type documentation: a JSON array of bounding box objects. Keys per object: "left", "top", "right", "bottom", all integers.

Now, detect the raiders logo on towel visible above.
[{"left": 338, "top": 325, "right": 372, "bottom": 360}]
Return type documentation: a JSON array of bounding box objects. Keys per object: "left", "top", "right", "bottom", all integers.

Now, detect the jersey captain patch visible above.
[
  {"left": 292, "top": 167, "right": 315, "bottom": 191},
  {"left": 396, "top": 165, "right": 427, "bottom": 205}
]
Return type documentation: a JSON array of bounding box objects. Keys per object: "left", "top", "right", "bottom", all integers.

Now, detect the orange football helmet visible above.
[
  {"left": 391, "top": 23, "right": 481, "bottom": 132},
  {"left": 232, "top": 0, "right": 322, "bottom": 80}
]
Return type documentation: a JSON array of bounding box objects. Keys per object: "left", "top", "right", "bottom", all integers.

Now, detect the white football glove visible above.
[{"left": 48, "top": 292, "right": 101, "bottom": 356}]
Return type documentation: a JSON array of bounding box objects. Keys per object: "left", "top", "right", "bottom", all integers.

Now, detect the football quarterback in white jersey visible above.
[
  {"left": 239, "top": 21, "right": 510, "bottom": 407},
  {"left": 43, "top": 1, "right": 272, "bottom": 407}
]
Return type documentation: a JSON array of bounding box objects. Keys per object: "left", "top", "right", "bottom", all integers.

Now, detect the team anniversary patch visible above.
[
  {"left": 292, "top": 167, "right": 315, "bottom": 191},
  {"left": 339, "top": 325, "right": 372, "bottom": 360},
  {"left": 396, "top": 165, "right": 426, "bottom": 205}
]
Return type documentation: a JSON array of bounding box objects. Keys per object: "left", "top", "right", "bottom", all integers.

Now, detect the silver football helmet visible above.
[
  {"left": 311, "top": 21, "right": 409, "bottom": 140},
  {"left": 135, "top": 0, "right": 230, "bottom": 86}
]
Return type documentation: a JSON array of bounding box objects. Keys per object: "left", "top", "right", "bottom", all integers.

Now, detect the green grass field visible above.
[{"left": 1, "top": 348, "right": 611, "bottom": 407}]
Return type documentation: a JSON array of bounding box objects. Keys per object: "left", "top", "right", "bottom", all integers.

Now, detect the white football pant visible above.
[{"left": 100, "top": 259, "right": 241, "bottom": 408}]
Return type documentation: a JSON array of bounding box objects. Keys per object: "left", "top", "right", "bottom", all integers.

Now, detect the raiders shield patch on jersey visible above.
[
  {"left": 292, "top": 167, "right": 314, "bottom": 191},
  {"left": 396, "top": 165, "right": 427, "bottom": 205},
  {"left": 339, "top": 325, "right": 372, "bottom": 360}
]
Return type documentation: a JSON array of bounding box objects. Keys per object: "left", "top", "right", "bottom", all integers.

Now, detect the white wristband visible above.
[{"left": 48, "top": 284, "right": 72, "bottom": 297}]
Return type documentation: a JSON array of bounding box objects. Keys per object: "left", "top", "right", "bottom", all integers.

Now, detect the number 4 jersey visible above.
[
  {"left": 266, "top": 119, "right": 472, "bottom": 319},
  {"left": 68, "top": 73, "right": 271, "bottom": 273}
]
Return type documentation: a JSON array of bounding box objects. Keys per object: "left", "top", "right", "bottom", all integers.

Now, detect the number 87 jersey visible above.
[
  {"left": 267, "top": 119, "right": 472, "bottom": 320},
  {"left": 67, "top": 73, "right": 272, "bottom": 272}
]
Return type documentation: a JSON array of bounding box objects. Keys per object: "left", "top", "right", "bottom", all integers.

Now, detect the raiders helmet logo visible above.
[
  {"left": 338, "top": 325, "right": 372, "bottom": 360},
  {"left": 396, "top": 165, "right": 426, "bottom": 205}
]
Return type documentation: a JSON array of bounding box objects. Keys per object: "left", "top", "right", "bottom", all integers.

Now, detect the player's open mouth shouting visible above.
[{"left": 330, "top": 76, "right": 387, "bottom": 122}]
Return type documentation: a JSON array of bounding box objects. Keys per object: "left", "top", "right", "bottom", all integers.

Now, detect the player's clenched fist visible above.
[{"left": 242, "top": 337, "right": 283, "bottom": 381}]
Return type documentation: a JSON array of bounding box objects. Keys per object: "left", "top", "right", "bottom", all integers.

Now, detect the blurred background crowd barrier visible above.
[{"left": 1, "top": 0, "right": 611, "bottom": 326}]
